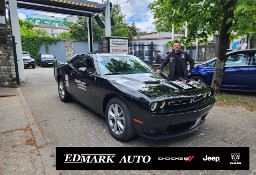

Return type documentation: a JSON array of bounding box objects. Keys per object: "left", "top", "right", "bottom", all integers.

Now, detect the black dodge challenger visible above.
[{"left": 54, "top": 53, "right": 215, "bottom": 141}]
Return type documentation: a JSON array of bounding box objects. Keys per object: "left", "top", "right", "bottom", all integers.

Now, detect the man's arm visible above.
[
  {"left": 186, "top": 53, "right": 195, "bottom": 73},
  {"left": 156, "top": 54, "right": 170, "bottom": 72}
]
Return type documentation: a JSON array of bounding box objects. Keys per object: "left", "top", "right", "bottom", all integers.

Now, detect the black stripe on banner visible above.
[{"left": 56, "top": 147, "right": 249, "bottom": 170}]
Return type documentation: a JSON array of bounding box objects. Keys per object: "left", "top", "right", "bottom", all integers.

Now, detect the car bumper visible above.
[
  {"left": 24, "top": 62, "right": 35, "bottom": 66},
  {"left": 41, "top": 62, "right": 56, "bottom": 66},
  {"left": 132, "top": 98, "right": 215, "bottom": 140}
]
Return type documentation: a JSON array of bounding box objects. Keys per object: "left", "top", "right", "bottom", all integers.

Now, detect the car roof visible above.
[
  {"left": 227, "top": 49, "right": 256, "bottom": 55},
  {"left": 74, "top": 53, "right": 134, "bottom": 58},
  {"left": 201, "top": 49, "right": 256, "bottom": 64},
  {"left": 90, "top": 53, "right": 132, "bottom": 57}
]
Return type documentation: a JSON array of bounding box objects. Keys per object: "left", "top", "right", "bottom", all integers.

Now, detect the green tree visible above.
[
  {"left": 154, "top": 19, "right": 184, "bottom": 34},
  {"left": 149, "top": 0, "right": 256, "bottom": 94},
  {"left": 57, "top": 31, "right": 74, "bottom": 40},
  {"left": 34, "top": 28, "right": 51, "bottom": 37},
  {"left": 18, "top": 19, "right": 58, "bottom": 58},
  {"left": 68, "top": 17, "right": 104, "bottom": 41},
  {"left": 110, "top": 4, "right": 130, "bottom": 37},
  {"left": 128, "top": 22, "right": 138, "bottom": 39},
  {"left": 19, "top": 19, "right": 34, "bottom": 30},
  {"left": 68, "top": 4, "right": 131, "bottom": 41}
]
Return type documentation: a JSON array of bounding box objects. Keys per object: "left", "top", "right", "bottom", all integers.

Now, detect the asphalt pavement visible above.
[{"left": 0, "top": 67, "right": 256, "bottom": 175}]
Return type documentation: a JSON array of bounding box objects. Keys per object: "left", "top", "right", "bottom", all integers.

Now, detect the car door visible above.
[
  {"left": 247, "top": 52, "right": 256, "bottom": 89},
  {"left": 222, "top": 53, "right": 249, "bottom": 89},
  {"left": 66, "top": 55, "right": 82, "bottom": 95},
  {"left": 71, "top": 56, "right": 100, "bottom": 110}
]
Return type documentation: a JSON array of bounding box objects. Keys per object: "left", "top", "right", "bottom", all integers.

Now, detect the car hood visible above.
[
  {"left": 107, "top": 73, "right": 210, "bottom": 101},
  {"left": 41, "top": 58, "right": 56, "bottom": 61},
  {"left": 23, "top": 56, "right": 31, "bottom": 60}
]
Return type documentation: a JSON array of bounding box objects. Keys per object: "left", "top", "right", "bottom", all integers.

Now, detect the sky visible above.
[{"left": 17, "top": 0, "right": 156, "bottom": 32}]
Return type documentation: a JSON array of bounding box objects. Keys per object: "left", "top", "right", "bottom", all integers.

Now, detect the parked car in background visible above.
[
  {"left": 38, "top": 53, "right": 57, "bottom": 67},
  {"left": 54, "top": 53, "right": 215, "bottom": 141},
  {"left": 22, "top": 51, "right": 35, "bottom": 69},
  {"left": 189, "top": 49, "right": 256, "bottom": 91}
]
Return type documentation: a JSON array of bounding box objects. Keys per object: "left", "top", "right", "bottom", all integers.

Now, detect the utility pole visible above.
[
  {"left": 104, "top": 0, "right": 111, "bottom": 36},
  {"left": 184, "top": 21, "right": 188, "bottom": 51},
  {"left": 171, "top": 24, "right": 174, "bottom": 41}
]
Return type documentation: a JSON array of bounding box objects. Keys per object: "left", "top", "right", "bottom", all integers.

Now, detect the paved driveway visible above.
[{"left": 21, "top": 67, "right": 256, "bottom": 175}]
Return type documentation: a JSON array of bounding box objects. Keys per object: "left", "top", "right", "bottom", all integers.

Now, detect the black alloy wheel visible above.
[{"left": 58, "top": 78, "right": 72, "bottom": 102}]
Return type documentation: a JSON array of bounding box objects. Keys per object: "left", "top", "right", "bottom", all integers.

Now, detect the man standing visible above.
[{"left": 156, "top": 40, "right": 194, "bottom": 81}]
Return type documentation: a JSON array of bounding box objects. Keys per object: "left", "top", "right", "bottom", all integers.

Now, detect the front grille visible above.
[
  {"left": 166, "top": 121, "right": 196, "bottom": 134},
  {"left": 167, "top": 98, "right": 191, "bottom": 106},
  {"left": 45, "top": 60, "right": 55, "bottom": 63}
]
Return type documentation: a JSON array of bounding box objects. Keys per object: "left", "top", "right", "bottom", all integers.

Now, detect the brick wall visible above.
[
  {"left": 65, "top": 41, "right": 73, "bottom": 60},
  {"left": 0, "top": 29, "right": 17, "bottom": 87}
]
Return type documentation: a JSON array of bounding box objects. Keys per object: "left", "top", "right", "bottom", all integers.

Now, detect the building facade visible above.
[{"left": 25, "top": 15, "right": 77, "bottom": 37}]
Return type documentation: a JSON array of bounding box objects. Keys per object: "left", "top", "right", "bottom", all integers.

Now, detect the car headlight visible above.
[
  {"left": 31, "top": 58, "right": 35, "bottom": 61},
  {"left": 150, "top": 102, "right": 158, "bottom": 111},
  {"left": 159, "top": 101, "right": 165, "bottom": 109}
]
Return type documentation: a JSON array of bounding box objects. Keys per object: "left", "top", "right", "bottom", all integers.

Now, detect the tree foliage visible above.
[
  {"left": 68, "top": 4, "right": 139, "bottom": 41},
  {"left": 57, "top": 31, "right": 75, "bottom": 40},
  {"left": 128, "top": 22, "right": 138, "bottom": 39},
  {"left": 110, "top": 4, "right": 131, "bottom": 38},
  {"left": 67, "top": 17, "right": 103, "bottom": 41},
  {"left": 149, "top": 0, "right": 256, "bottom": 94},
  {"left": 19, "top": 19, "right": 59, "bottom": 58}
]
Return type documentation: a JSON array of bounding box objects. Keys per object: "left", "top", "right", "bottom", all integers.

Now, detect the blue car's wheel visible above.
[
  {"left": 106, "top": 98, "right": 136, "bottom": 141},
  {"left": 190, "top": 76, "right": 206, "bottom": 84}
]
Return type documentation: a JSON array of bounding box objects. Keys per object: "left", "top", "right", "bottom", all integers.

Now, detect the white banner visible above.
[
  {"left": 109, "top": 39, "right": 128, "bottom": 54},
  {"left": 110, "top": 47, "right": 128, "bottom": 54}
]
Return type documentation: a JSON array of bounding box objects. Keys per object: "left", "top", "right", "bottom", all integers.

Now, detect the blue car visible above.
[{"left": 189, "top": 49, "right": 256, "bottom": 91}]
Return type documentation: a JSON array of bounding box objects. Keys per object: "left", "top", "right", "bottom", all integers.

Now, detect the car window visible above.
[
  {"left": 75, "top": 56, "right": 87, "bottom": 69},
  {"left": 207, "top": 60, "right": 216, "bottom": 67},
  {"left": 68, "top": 55, "right": 81, "bottom": 68},
  {"left": 225, "top": 54, "right": 248, "bottom": 66},
  {"left": 249, "top": 53, "right": 256, "bottom": 65},
  {"left": 41, "top": 54, "right": 54, "bottom": 59},
  {"left": 97, "top": 55, "right": 153, "bottom": 75},
  {"left": 84, "top": 57, "right": 96, "bottom": 73}
]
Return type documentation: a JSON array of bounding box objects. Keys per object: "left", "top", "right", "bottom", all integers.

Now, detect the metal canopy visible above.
[{"left": 16, "top": 0, "right": 106, "bottom": 17}]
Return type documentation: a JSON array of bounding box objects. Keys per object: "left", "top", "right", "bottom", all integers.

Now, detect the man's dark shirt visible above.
[
  {"left": 174, "top": 53, "right": 184, "bottom": 78},
  {"left": 159, "top": 50, "right": 195, "bottom": 81}
]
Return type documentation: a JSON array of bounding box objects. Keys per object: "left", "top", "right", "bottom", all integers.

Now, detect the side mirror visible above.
[
  {"left": 205, "top": 63, "right": 209, "bottom": 67},
  {"left": 78, "top": 67, "right": 87, "bottom": 72}
]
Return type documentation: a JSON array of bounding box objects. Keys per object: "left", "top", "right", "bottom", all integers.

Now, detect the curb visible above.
[{"left": 17, "top": 88, "right": 58, "bottom": 175}]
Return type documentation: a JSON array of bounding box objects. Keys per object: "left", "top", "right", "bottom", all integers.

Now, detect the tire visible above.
[
  {"left": 58, "top": 78, "right": 72, "bottom": 102},
  {"left": 31, "top": 64, "right": 35, "bottom": 69},
  {"left": 106, "top": 98, "right": 136, "bottom": 141},
  {"left": 190, "top": 76, "right": 206, "bottom": 84}
]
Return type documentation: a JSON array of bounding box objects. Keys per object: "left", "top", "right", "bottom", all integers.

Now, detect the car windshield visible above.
[
  {"left": 22, "top": 52, "right": 30, "bottom": 57},
  {"left": 42, "top": 54, "right": 54, "bottom": 59},
  {"left": 97, "top": 55, "right": 154, "bottom": 75}
]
